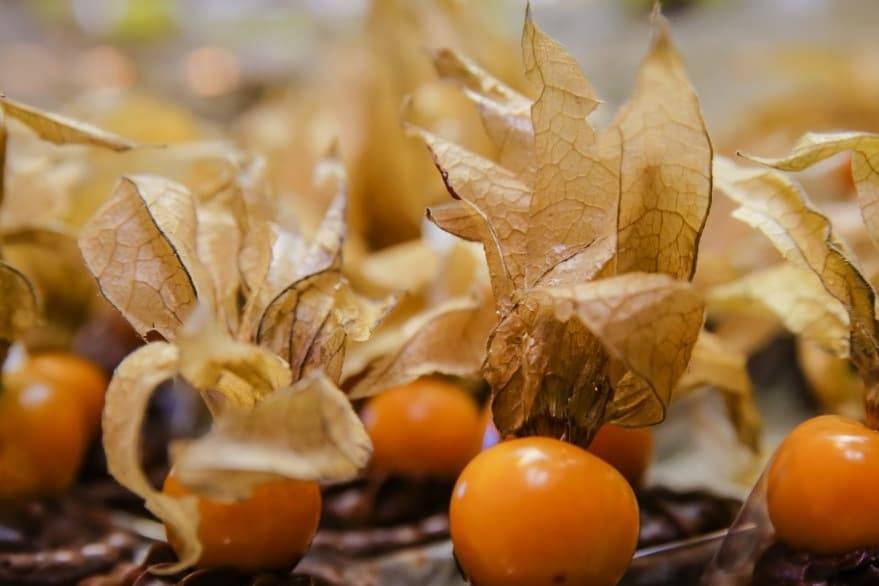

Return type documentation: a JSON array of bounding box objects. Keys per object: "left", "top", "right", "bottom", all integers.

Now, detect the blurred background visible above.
[{"left": 1, "top": 0, "right": 877, "bottom": 137}]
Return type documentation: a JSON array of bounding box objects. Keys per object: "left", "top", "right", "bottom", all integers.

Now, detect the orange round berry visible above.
[
  {"left": 451, "top": 437, "right": 639, "bottom": 586},
  {"left": 589, "top": 424, "right": 654, "bottom": 488},
  {"left": 361, "top": 378, "right": 481, "bottom": 478},
  {"left": 163, "top": 473, "right": 321, "bottom": 571},
  {"left": 24, "top": 353, "right": 108, "bottom": 438},
  {"left": 768, "top": 415, "right": 879, "bottom": 554},
  {"left": 0, "top": 375, "right": 87, "bottom": 499}
]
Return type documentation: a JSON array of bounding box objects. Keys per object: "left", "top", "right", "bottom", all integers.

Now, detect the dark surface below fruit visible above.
[
  {"left": 126, "top": 543, "right": 336, "bottom": 586},
  {"left": 638, "top": 486, "right": 742, "bottom": 548},
  {"left": 622, "top": 487, "right": 743, "bottom": 586},
  {"left": 317, "top": 475, "right": 453, "bottom": 557},
  {"left": 0, "top": 497, "right": 142, "bottom": 585},
  {"left": 753, "top": 542, "right": 879, "bottom": 586}
]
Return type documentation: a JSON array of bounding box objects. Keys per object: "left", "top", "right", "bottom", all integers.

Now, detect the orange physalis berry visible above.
[
  {"left": 361, "top": 377, "right": 481, "bottom": 478},
  {"left": 768, "top": 415, "right": 879, "bottom": 554},
  {"left": 23, "top": 352, "right": 108, "bottom": 438},
  {"left": 451, "top": 437, "right": 639, "bottom": 586},
  {"left": 589, "top": 424, "right": 654, "bottom": 488},
  {"left": 163, "top": 473, "right": 322, "bottom": 571},
  {"left": 0, "top": 374, "right": 87, "bottom": 499}
]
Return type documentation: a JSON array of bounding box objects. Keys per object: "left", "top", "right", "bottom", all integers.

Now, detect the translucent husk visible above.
[{"left": 702, "top": 472, "right": 772, "bottom": 585}]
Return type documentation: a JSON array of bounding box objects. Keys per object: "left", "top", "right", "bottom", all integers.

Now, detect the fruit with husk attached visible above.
[
  {"left": 163, "top": 472, "right": 321, "bottom": 571},
  {"left": 767, "top": 415, "right": 879, "bottom": 554},
  {"left": 406, "top": 4, "right": 741, "bottom": 583},
  {"left": 79, "top": 151, "right": 390, "bottom": 572},
  {"left": 0, "top": 98, "right": 139, "bottom": 500},
  {"left": 451, "top": 437, "right": 638, "bottom": 586},
  {"left": 715, "top": 133, "right": 879, "bottom": 554}
]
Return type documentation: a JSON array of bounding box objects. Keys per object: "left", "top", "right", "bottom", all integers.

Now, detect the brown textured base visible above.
[
  {"left": 638, "top": 486, "right": 741, "bottom": 548},
  {"left": 127, "top": 544, "right": 334, "bottom": 586},
  {"left": 0, "top": 497, "right": 141, "bottom": 585},
  {"left": 0, "top": 480, "right": 742, "bottom": 585},
  {"left": 753, "top": 542, "right": 879, "bottom": 586}
]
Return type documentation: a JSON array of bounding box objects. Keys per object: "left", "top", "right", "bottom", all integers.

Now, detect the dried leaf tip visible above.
[
  {"left": 650, "top": 2, "right": 670, "bottom": 41},
  {"left": 0, "top": 96, "right": 143, "bottom": 151},
  {"left": 714, "top": 154, "right": 879, "bottom": 427}
]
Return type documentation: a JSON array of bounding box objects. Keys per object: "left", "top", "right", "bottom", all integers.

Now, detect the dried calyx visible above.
[
  {"left": 713, "top": 133, "right": 879, "bottom": 429},
  {"left": 354, "top": 5, "right": 761, "bottom": 450},
  {"left": 0, "top": 96, "right": 145, "bottom": 373},
  {"left": 78, "top": 149, "right": 393, "bottom": 572},
  {"left": 345, "top": 240, "right": 495, "bottom": 398}
]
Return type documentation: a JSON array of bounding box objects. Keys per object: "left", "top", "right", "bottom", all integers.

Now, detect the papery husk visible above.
[
  {"left": 0, "top": 97, "right": 150, "bottom": 348},
  {"left": 350, "top": 239, "right": 438, "bottom": 295},
  {"left": 176, "top": 311, "right": 293, "bottom": 411},
  {"left": 102, "top": 343, "right": 202, "bottom": 574},
  {"left": 708, "top": 263, "right": 849, "bottom": 359},
  {"left": 78, "top": 175, "right": 212, "bottom": 341},
  {"left": 105, "top": 326, "right": 374, "bottom": 571},
  {"left": 196, "top": 205, "right": 242, "bottom": 334},
  {"left": 715, "top": 156, "right": 879, "bottom": 423},
  {"left": 86, "top": 152, "right": 383, "bottom": 574},
  {"left": 527, "top": 273, "right": 704, "bottom": 436},
  {"left": 257, "top": 272, "right": 393, "bottom": 385},
  {"left": 0, "top": 260, "right": 38, "bottom": 343},
  {"left": 0, "top": 96, "right": 140, "bottom": 152},
  {"left": 2, "top": 227, "right": 98, "bottom": 349},
  {"left": 234, "top": 0, "right": 523, "bottom": 249},
  {"left": 348, "top": 295, "right": 494, "bottom": 399},
  {"left": 413, "top": 126, "right": 530, "bottom": 308},
  {"left": 745, "top": 132, "right": 879, "bottom": 251},
  {"left": 676, "top": 331, "right": 762, "bottom": 453},
  {"left": 171, "top": 370, "right": 372, "bottom": 500},
  {"left": 417, "top": 5, "right": 732, "bottom": 446},
  {"left": 797, "top": 338, "right": 864, "bottom": 418},
  {"left": 342, "top": 239, "right": 488, "bottom": 393}
]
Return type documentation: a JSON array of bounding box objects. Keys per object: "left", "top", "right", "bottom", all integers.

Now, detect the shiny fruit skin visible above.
[
  {"left": 0, "top": 376, "right": 87, "bottom": 499},
  {"left": 589, "top": 425, "right": 654, "bottom": 488},
  {"left": 451, "top": 437, "right": 639, "bottom": 586},
  {"left": 23, "top": 353, "right": 108, "bottom": 438},
  {"left": 361, "top": 378, "right": 481, "bottom": 478},
  {"left": 163, "top": 473, "right": 322, "bottom": 571},
  {"left": 768, "top": 415, "right": 879, "bottom": 554}
]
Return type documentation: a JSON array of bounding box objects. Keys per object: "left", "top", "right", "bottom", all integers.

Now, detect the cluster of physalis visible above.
[
  {"left": 350, "top": 4, "right": 762, "bottom": 585},
  {"left": 0, "top": 89, "right": 389, "bottom": 574},
  {"left": 7, "top": 2, "right": 879, "bottom": 586},
  {"left": 0, "top": 96, "right": 134, "bottom": 502},
  {"left": 0, "top": 4, "right": 761, "bottom": 586}
]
